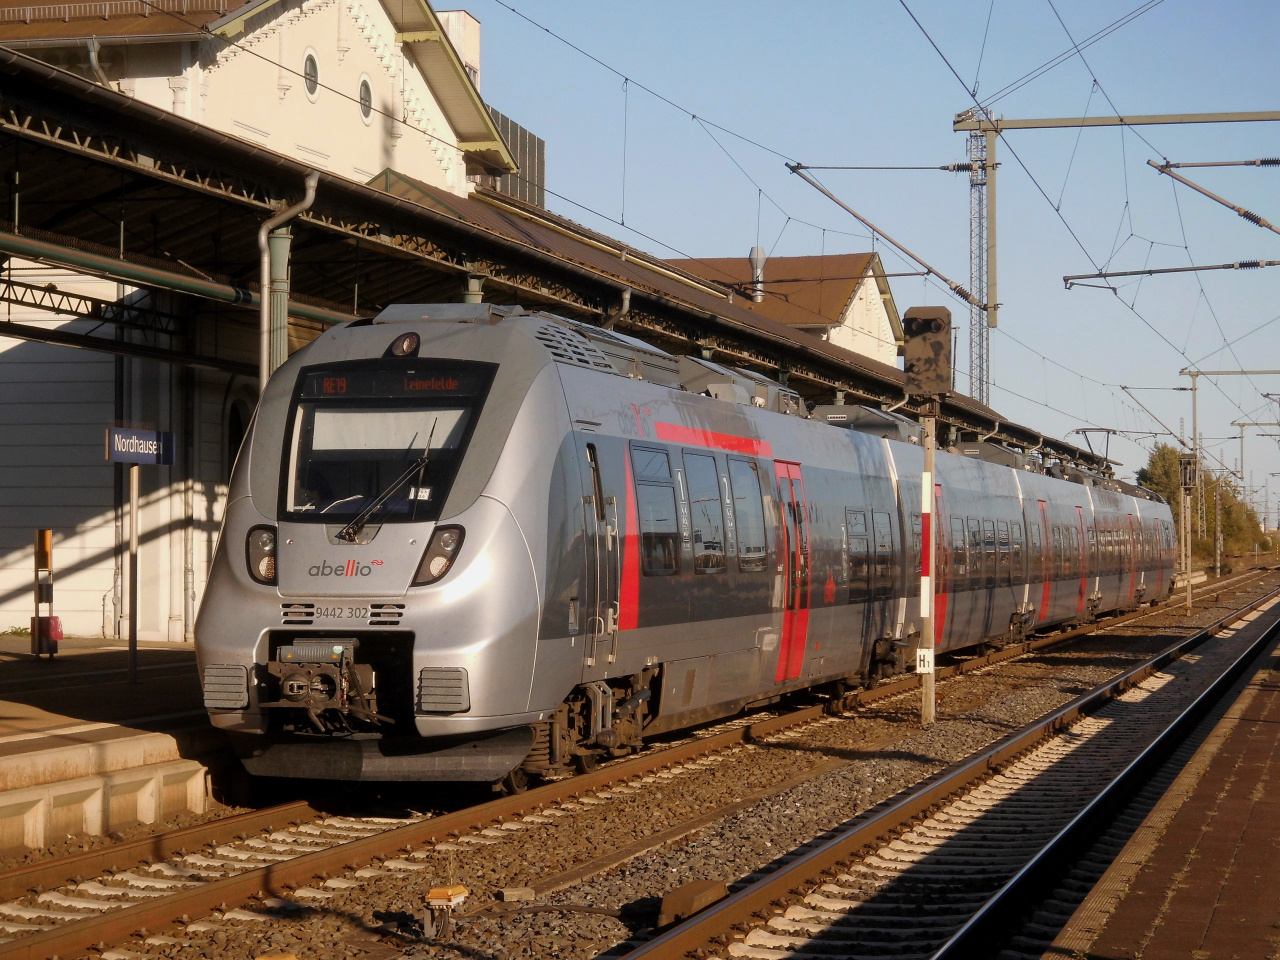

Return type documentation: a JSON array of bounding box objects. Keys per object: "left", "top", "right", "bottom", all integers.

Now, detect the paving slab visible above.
[{"left": 1047, "top": 627, "right": 1280, "bottom": 960}]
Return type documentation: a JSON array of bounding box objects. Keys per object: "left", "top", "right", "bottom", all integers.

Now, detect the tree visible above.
[{"left": 1136, "top": 444, "right": 1265, "bottom": 565}]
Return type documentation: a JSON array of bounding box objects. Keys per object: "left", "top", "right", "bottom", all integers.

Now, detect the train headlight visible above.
[
  {"left": 413, "top": 525, "right": 465, "bottom": 585},
  {"left": 246, "top": 525, "right": 278, "bottom": 585}
]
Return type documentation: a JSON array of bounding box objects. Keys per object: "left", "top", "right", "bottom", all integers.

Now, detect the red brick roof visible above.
[{"left": 666, "top": 253, "right": 880, "bottom": 330}]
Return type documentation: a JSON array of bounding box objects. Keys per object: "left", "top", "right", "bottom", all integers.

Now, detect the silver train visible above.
[{"left": 195, "top": 303, "right": 1176, "bottom": 787}]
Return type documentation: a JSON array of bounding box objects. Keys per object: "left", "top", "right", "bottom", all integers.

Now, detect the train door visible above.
[
  {"left": 933, "top": 486, "right": 950, "bottom": 650},
  {"left": 1036, "top": 500, "right": 1051, "bottom": 621},
  {"left": 1126, "top": 514, "right": 1137, "bottom": 602},
  {"left": 871, "top": 511, "right": 895, "bottom": 640},
  {"left": 846, "top": 509, "right": 871, "bottom": 644},
  {"left": 773, "top": 461, "right": 810, "bottom": 682},
  {"left": 949, "top": 516, "right": 970, "bottom": 642},
  {"left": 1075, "top": 506, "right": 1088, "bottom": 614},
  {"left": 581, "top": 441, "right": 621, "bottom": 672}
]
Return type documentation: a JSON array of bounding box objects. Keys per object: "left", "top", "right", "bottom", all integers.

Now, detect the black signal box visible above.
[{"left": 903, "top": 306, "right": 953, "bottom": 397}]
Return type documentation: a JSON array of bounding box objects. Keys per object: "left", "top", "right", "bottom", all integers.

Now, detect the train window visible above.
[
  {"left": 910, "top": 513, "right": 922, "bottom": 575},
  {"left": 282, "top": 360, "right": 494, "bottom": 525},
  {"left": 872, "top": 512, "right": 893, "bottom": 600},
  {"left": 1064, "top": 526, "right": 1077, "bottom": 578},
  {"left": 1052, "top": 526, "right": 1063, "bottom": 578},
  {"left": 636, "top": 483, "right": 680, "bottom": 575},
  {"left": 683, "top": 453, "right": 726, "bottom": 575},
  {"left": 727, "top": 458, "right": 767, "bottom": 572},
  {"left": 632, "top": 446, "right": 671, "bottom": 480},
  {"left": 1029, "top": 521, "right": 1042, "bottom": 572},
  {"left": 586, "top": 444, "right": 606, "bottom": 524},
  {"left": 967, "top": 518, "right": 982, "bottom": 590},
  {"left": 1011, "top": 522, "right": 1024, "bottom": 582},
  {"left": 951, "top": 518, "right": 967, "bottom": 582},
  {"left": 997, "top": 520, "right": 1011, "bottom": 585},
  {"left": 848, "top": 511, "right": 867, "bottom": 535},
  {"left": 848, "top": 532, "right": 871, "bottom": 604}
]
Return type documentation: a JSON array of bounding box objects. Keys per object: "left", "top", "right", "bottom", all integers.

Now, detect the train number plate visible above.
[{"left": 312, "top": 605, "right": 369, "bottom": 620}]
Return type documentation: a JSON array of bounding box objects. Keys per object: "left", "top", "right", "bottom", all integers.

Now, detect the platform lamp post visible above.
[
  {"left": 903, "top": 307, "right": 953, "bottom": 726},
  {"left": 106, "top": 424, "right": 174, "bottom": 682}
]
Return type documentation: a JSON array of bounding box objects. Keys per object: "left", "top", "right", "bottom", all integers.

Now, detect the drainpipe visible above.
[
  {"left": 258, "top": 171, "right": 319, "bottom": 393},
  {"left": 86, "top": 39, "right": 112, "bottom": 88}
]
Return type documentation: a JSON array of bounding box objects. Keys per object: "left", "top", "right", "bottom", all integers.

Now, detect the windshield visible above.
[{"left": 281, "top": 359, "right": 494, "bottom": 523}]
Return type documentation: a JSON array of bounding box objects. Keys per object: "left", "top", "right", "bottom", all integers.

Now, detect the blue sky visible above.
[{"left": 471, "top": 0, "right": 1280, "bottom": 505}]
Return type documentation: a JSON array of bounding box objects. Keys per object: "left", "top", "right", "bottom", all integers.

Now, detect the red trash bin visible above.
[{"left": 30, "top": 615, "right": 61, "bottom": 657}]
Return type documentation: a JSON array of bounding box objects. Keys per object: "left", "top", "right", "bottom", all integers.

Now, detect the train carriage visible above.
[{"left": 195, "top": 303, "right": 1175, "bottom": 787}]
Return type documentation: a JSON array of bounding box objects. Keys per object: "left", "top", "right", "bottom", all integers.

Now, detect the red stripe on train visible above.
[
  {"left": 619, "top": 454, "right": 641, "bottom": 630},
  {"left": 654, "top": 423, "right": 772, "bottom": 457}
]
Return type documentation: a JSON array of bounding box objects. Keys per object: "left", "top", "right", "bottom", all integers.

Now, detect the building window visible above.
[
  {"left": 303, "top": 52, "right": 319, "bottom": 98},
  {"left": 358, "top": 77, "right": 372, "bottom": 120}
]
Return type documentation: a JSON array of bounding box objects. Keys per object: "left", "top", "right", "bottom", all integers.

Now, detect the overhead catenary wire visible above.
[
  {"left": 897, "top": 0, "right": 1268, "bottom": 449},
  {"left": 786, "top": 164, "right": 981, "bottom": 308},
  {"left": 977, "top": 0, "right": 1167, "bottom": 107}
]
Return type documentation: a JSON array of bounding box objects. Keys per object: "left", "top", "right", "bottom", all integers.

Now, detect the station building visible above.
[{"left": 0, "top": 0, "right": 522, "bottom": 639}]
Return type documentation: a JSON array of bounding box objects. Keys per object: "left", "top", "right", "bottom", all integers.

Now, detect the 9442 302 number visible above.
[{"left": 313, "top": 606, "right": 368, "bottom": 620}]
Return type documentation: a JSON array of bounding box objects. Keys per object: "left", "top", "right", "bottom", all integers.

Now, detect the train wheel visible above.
[
  {"left": 500, "top": 767, "right": 529, "bottom": 795},
  {"left": 573, "top": 752, "right": 599, "bottom": 774}
]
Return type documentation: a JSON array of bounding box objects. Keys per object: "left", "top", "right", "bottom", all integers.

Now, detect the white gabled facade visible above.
[
  {"left": 823, "top": 277, "right": 898, "bottom": 368},
  {"left": 106, "top": 0, "right": 495, "bottom": 194}
]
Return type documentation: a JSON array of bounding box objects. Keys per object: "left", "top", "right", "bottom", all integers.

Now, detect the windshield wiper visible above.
[{"left": 335, "top": 421, "right": 436, "bottom": 543}]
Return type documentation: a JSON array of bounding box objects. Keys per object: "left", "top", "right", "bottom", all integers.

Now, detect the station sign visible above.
[{"left": 105, "top": 426, "right": 175, "bottom": 465}]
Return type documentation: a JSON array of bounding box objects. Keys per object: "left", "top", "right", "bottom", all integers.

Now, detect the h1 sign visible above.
[{"left": 106, "top": 427, "right": 174, "bottom": 465}]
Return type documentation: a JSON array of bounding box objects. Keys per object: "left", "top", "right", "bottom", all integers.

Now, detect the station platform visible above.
[
  {"left": 1048, "top": 626, "right": 1280, "bottom": 960},
  {"left": 0, "top": 635, "right": 225, "bottom": 854}
]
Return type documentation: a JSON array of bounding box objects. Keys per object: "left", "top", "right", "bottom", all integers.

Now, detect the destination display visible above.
[{"left": 299, "top": 363, "right": 492, "bottom": 400}]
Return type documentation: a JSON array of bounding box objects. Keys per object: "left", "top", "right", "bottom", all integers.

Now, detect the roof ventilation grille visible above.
[{"left": 533, "top": 323, "right": 618, "bottom": 373}]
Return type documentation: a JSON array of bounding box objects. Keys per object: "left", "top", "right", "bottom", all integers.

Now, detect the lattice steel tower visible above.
[{"left": 967, "top": 129, "right": 989, "bottom": 405}]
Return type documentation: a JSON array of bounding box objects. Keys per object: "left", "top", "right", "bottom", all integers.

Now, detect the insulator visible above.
[
  {"left": 1240, "top": 209, "right": 1264, "bottom": 225},
  {"left": 1261, "top": 158, "right": 1280, "bottom": 166},
  {"left": 1239, "top": 261, "right": 1262, "bottom": 269}
]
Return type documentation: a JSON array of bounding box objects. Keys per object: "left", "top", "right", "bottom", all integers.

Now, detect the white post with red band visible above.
[
  {"left": 920, "top": 416, "right": 937, "bottom": 725},
  {"left": 920, "top": 470, "right": 932, "bottom": 619}
]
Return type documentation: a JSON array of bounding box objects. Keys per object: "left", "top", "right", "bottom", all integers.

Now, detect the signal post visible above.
[{"left": 903, "top": 307, "right": 952, "bottom": 726}]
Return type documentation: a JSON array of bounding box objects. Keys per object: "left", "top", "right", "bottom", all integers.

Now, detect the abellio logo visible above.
[{"left": 309, "top": 559, "right": 384, "bottom": 578}]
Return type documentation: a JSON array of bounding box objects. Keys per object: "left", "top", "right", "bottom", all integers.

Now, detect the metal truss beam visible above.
[
  {"left": 0, "top": 319, "right": 253, "bottom": 375},
  {"left": 0, "top": 276, "right": 186, "bottom": 335}
]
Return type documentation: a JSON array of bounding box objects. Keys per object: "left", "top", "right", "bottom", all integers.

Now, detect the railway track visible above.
[
  {"left": 0, "top": 569, "right": 1271, "bottom": 960},
  {"left": 629, "top": 588, "right": 1280, "bottom": 960}
]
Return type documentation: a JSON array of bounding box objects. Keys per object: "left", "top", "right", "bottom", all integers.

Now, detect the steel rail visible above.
[
  {"left": 0, "top": 573, "right": 1270, "bottom": 958},
  {"left": 0, "top": 802, "right": 316, "bottom": 902},
  {"left": 625, "top": 586, "right": 1280, "bottom": 959},
  {"left": 936, "top": 596, "right": 1280, "bottom": 957}
]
